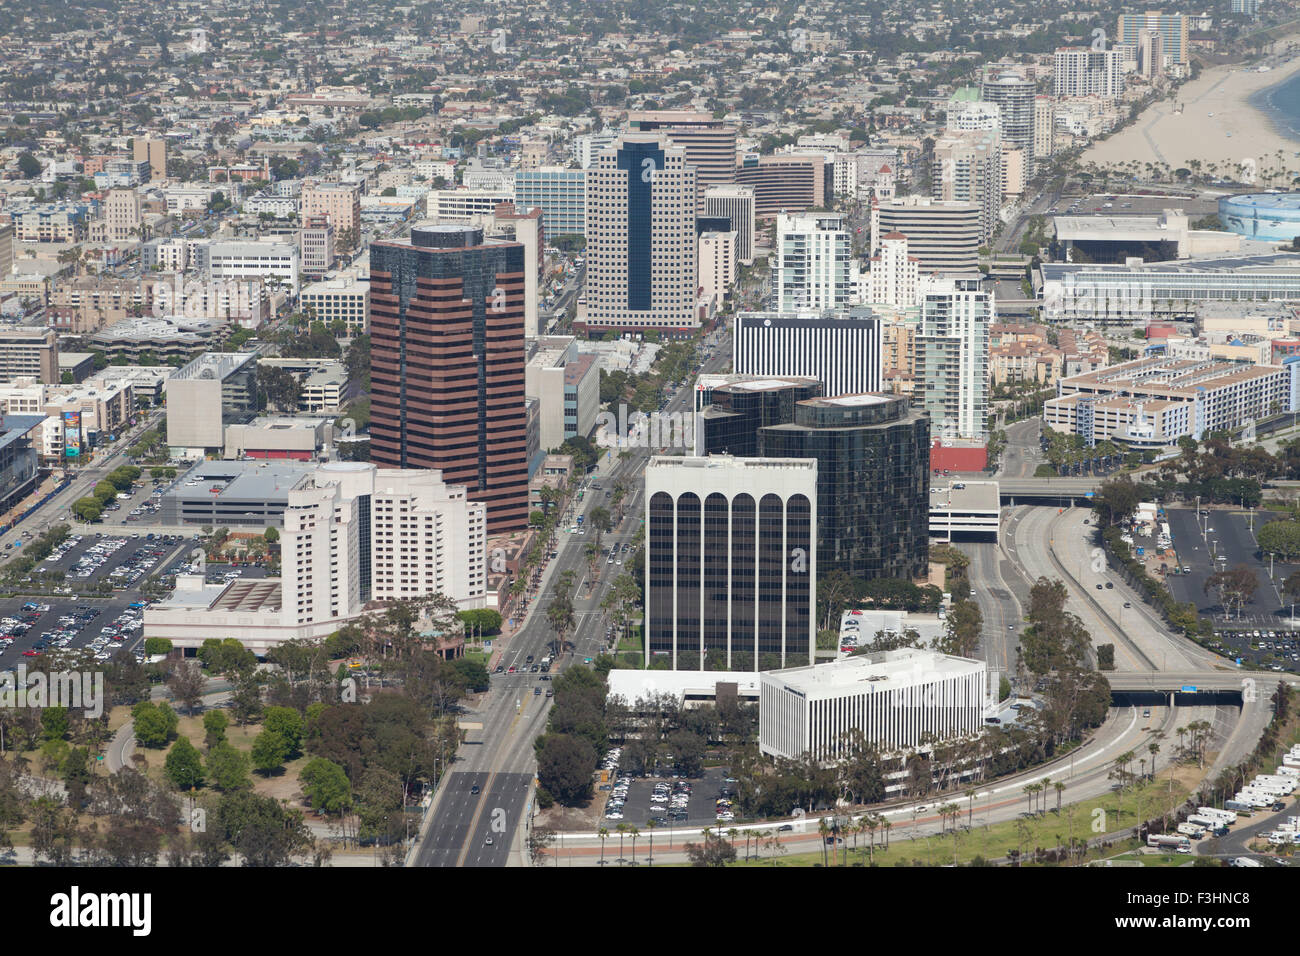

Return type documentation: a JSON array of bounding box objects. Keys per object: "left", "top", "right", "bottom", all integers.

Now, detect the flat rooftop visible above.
[
  {"left": 168, "top": 459, "right": 315, "bottom": 502},
  {"left": 929, "top": 479, "right": 1000, "bottom": 513},
  {"left": 606, "top": 669, "right": 762, "bottom": 705},
  {"left": 766, "top": 648, "right": 984, "bottom": 693}
]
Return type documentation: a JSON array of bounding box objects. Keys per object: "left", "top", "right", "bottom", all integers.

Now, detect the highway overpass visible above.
[
  {"left": 999, "top": 477, "right": 1100, "bottom": 504},
  {"left": 1105, "top": 670, "right": 1292, "bottom": 707}
]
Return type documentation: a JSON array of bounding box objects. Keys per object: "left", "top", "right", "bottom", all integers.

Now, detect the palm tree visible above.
[
  {"left": 597, "top": 826, "right": 609, "bottom": 866},
  {"left": 628, "top": 825, "right": 640, "bottom": 866},
  {"left": 645, "top": 820, "right": 657, "bottom": 867},
  {"left": 818, "top": 817, "right": 830, "bottom": 867},
  {"left": 964, "top": 787, "right": 977, "bottom": 827},
  {"left": 1054, "top": 781, "right": 1065, "bottom": 813},
  {"left": 615, "top": 822, "right": 628, "bottom": 865}
]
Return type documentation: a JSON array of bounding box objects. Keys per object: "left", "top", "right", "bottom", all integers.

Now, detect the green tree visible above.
[
  {"left": 537, "top": 734, "right": 596, "bottom": 805},
  {"left": 132, "top": 701, "right": 179, "bottom": 748},
  {"left": 262, "top": 706, "right": 304, "bottom": 757},
  {"left": 164, "top": 737, "right": 205, "bottom": 790},
  {"left": 40, "top": 706, "right": 69, "bottom": 742},
  {"left": 1092, "top": 476, "right": 1141, "bottom": 527},
  {"left": 1257, "top": 520, "right": 1300, "bottom": 560},
  {"left": 203, "top": 710, "right": 229, "bottom": 748},
  {"left": 251, "top": 730, "right": 291, "bottom": 774},
  {"left": 299, "top": 757, "right": 352, "bottom": 815},
  {"left": 206, "top": 741, "right": 252, "bottom": 792}
]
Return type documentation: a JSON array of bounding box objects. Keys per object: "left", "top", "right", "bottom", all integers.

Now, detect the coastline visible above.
[
  {"left": 1249, "top": 67, "right": 1300, "bottom": 144},
  {"left": 1082, "top": 53, "right": 1300, "bottom": 171}
]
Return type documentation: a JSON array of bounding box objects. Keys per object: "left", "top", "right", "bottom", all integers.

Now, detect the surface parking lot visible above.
[
  {"left": 599, "top": 763, "right": 734, "bottom": 828},
  {"left": 1166, "top": 507, "right": 1290, "bottom": 622},
  {"left": 0, "top": 596, "right": 148, "bottom": 666},
  {"left": 35, "top": 532, "right": 196, "bottom": 588},
  {"left": 1207, "top": 626, "right": 1300, "bottom": 674}
]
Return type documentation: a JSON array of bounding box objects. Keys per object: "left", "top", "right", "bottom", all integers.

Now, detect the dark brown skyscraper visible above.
[{"left": 369, "top": 224, "right": 529, "bottom": 533}]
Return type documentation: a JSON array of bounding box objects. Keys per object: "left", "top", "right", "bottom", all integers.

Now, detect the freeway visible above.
[{"left": 412, "top": 330, "right": 735, "bottom": 867}]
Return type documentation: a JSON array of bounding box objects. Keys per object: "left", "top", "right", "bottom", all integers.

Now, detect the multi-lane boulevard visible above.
[{"left": 411, "top": 330, "right": 733, "bottom": 867}]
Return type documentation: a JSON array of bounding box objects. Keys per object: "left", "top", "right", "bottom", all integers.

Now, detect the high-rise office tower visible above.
[
  {"left": 735, "top": 154, "right": 828, "bottom": 217},
  {"left": 758, "top": 394, "right": 930, "bottom": 580},
  {"left": 697, "top": 377, "right": 822, "bottom": 456},
  {"left": 1117, "top": 11, "right": 1188, "bottom": 66},
  {"left": 980, "top": 69, "right": 1036, "bottom": 178},
  {"left": 645, "top": 455, "right": 818, "bottom": 671},
  {"left": 1053, "top": 47, "right": 1125, "bottom": 99},
  {"left": 918, "top": 276, "right": 992, "bottom": 442},
  {"left": 733, "top": 308, "right": 882, "bottom": 398},
  {"left": 774, "top": 213, "right": 852, "bottom": 312},
  {"left": 931, "top": 129, "right": 1003, "bottom": 245},
  {"left": 583, "top": 134, "right": 698, "bottom": 336},
  {"left": 703, "top": 184, "right": 756, "bottom": 265},
  {"left": 875, "top": 197, "right": 981, "bottom": 272},
  {"left": 1034, "top": 97, "right": 1056, "bottom": 160},
  {"left": 369, "top": 224, "right": 529, "bottom": 533},
  {"left": 627, "top": 111, "right": 737, "bottom": 211},
  {"left": 1137, "top": 29, "right": 1165, "bottom": 78}
]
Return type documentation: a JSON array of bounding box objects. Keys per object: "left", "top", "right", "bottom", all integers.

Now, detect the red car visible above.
[
  {"left": 21, "top": 650, "right": 38, "bottom": 657},
  {"left": 507, "top": 666, "right": 516, "bottom": 673}
]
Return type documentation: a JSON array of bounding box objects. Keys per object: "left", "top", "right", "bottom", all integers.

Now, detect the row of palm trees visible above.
[{"left": 817, "top": 811, "right": 894, "bottom": 866}]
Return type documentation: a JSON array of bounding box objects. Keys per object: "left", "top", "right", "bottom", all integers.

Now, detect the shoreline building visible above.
[
  {"left": 369, "top": 223, "right": 530, "bottom": 533},
  {"left": 980, "top": 68, "right": 1037, "bottom": 178},
  {"left": 645, "top": 455, "right": 818, "bottom": 671}
]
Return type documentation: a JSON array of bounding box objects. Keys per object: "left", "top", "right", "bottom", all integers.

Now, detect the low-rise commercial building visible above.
[
  {"left": 0, "top": 327, "right": 58, "bottom": 384},
  {"left": 164, "top": 352, "right": 258, "bottom": 456},
  {"left": 759, "top": 649, "right": 987, "bottom": 761}
]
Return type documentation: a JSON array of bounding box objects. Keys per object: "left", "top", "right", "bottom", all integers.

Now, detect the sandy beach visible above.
[{"left": 1083, "top": 53, "right": 1300, "bottom": 171}]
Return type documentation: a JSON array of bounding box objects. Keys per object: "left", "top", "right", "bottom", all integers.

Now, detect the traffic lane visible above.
[
  {"left": 416, "top": 770, "right": 491, "bottom": 867},
  {"left": 470, "top": 772, "right": 532, "bottom": 867}
]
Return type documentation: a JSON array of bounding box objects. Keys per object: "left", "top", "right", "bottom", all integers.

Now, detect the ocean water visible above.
[{"left": 1250, "top": 68, "right": 1300, "bottom": 144}]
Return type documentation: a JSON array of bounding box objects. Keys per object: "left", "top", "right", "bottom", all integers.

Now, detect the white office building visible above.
[
  {"left": 195, "top": 239, "right": 301, "bottom": 294},
  {"left": 733, "top": 309, "right": 883, "bottom": 398},
  {"left": 426, "top": 187, "right": 516, "bottom": 224},
  {"left": 867, "top": 232, "right": 922, "bottom": 308},
  {"left": 775, "top": 213, "right": 852, "bottom": 312},
  {"left": 759, "top": 649, "right": 987, "bottom": 761},
  {"left": 698, "top": 229, "right": 737, "bottom": 313},
  {"left": 703, "top": 184, "right": 757, "bottom": 265}
]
